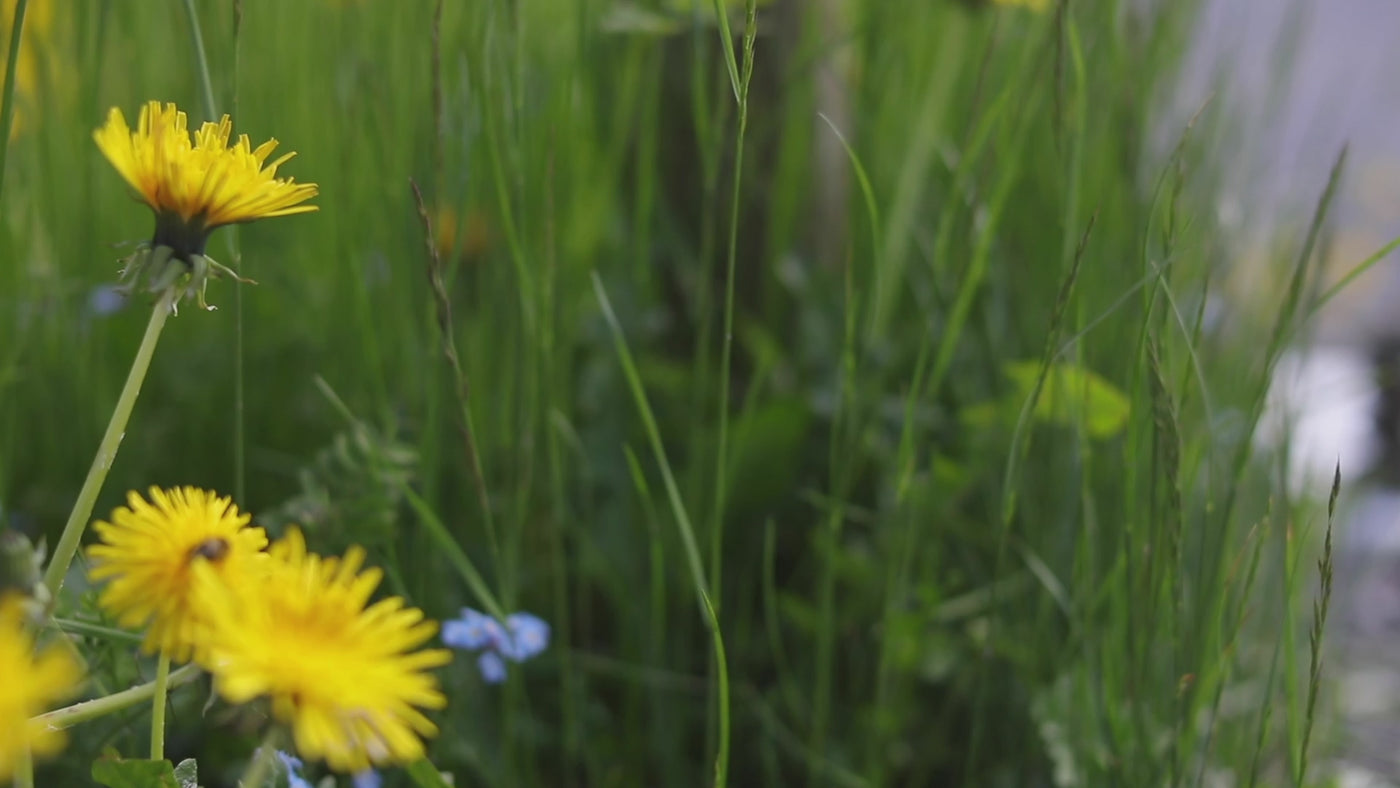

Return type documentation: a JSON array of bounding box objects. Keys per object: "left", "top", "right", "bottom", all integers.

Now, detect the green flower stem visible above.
[
  {"left": 14, "top": 747, "right": 33, "bottom": 788},
  {"left": 238, "top": 727, "right": 280, "bottom": 788},
  {"left": 41, "top": 288, "right": 176, "bottom": 608},
  {"left": 50, "top": 616, "right": 142, "bottom": 645},
  {"left": 150, "top": 651, "right": 171, "bottom": 760},
  {"left": 34, "top": 663, "right": 201, "bottom": 731}
]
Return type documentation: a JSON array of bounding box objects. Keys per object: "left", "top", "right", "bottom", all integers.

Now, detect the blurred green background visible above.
[{"left": 0, "top": 0, "right": 1360, "bottom": 785}]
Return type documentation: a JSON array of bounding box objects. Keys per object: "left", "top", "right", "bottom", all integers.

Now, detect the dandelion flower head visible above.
[
  {"left": 87, "top": 486, "right": 268, "bottom": 662},
  {"left": 194, "top": 529, "right": 451, "bottom": 773},
  {"left": 0, "top": 592, "right": 83, "bottom": 780},
  {"left": 94, "top": 101, "right": 318, "bottom": 258}
]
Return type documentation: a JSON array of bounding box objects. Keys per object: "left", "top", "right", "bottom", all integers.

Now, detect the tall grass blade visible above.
[{"left": 593, "top": 270, "right": 731, "bottom": 788}]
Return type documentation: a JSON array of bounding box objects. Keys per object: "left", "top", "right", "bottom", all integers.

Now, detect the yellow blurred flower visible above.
[
  {"left": 93, "top": 101, "right": 319, "bottom": 307},
  {"left": 2, "top": 0, "right": 55, "bottom": 138},
  {"left": 194, "top": 529, "right": 451, "bottom": 773},
  {"left": 432, "top": 205, "right": 493, "bottom": 265},
  {"left": 87, "top": 487, "right": 269, "bottom": 663},
  {"left": 0, "top": 592, "right": 83, "bottom": 780}
]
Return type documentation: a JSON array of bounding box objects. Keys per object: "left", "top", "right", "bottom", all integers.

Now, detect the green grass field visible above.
[{"left": 0, "top": 0, "right": 1374, "bottom": 786}]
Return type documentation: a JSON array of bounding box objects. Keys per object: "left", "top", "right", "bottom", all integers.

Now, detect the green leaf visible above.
[
  {"left": 725, "top": 398, "right": 811, "bottom": 516},
  {"left": 91, "top": 757, "right": 180, "bottom": 788},
  {"left": 405, "top": 759, "right": 454, "bottom": 788},
  {"left": 1004, "top": 360, "right": 1131, "bottom": 439}
]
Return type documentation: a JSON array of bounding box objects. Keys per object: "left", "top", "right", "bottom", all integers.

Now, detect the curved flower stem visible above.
[
  {"left": 35, "top": 663, "right": 201, "bottom": 731},
  {"left": 150, "top": 652, "right": 171, "bottom": 760},
  {"left": 41, "top": 288, "right": 176, "bottom": 608},
  {"left": 238, "top": 728, "right": 280, "bottom": 788},
  {"left": 14, "top": 747, "right": 33, "bottom": 788}
]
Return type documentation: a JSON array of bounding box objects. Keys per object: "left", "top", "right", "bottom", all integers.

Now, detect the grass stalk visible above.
[
  {"left": 1295, "top": 464, "right": 1339, "bottom": 786},
  {"left": 709, "top": 0, "right": 759, "bottom": 616},
  {"left": 411, "top": 180, "right": 500, "bottom": 563},
  {"left": 180, "top": 0, "right": 218, "bottom": 122},
  {"left": 0, "top": 0, "right": 29, "bottom": 196},
  {"left": 593, "top": 271, "right": 730, "bottom": 788},
  {"left": 181, "top": 0, "right": 248, "bottom": 504}
]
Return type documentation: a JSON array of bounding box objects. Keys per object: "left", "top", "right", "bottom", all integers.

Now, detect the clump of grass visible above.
[{"left": 0, "top": 0, "right": 1375, "bottom": 785}]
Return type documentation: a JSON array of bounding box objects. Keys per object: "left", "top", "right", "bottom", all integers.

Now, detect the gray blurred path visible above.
[
  {"left": 1176, "top": 0, "right": 1400, "bottom": 344},
  {"left": 1178, "top": 1, "right": 1400, "bottom": 783}
]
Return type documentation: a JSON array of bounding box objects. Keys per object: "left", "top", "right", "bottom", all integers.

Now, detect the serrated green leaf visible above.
[
  {"left": 91, "top": 757, "right": 180, "bottom": 788},
  {"left": 1004, "top": 360, "right": 1130, "bottom": 439},
  {"left": 173, "top": 759, "right": 199, "bottom": 788}
]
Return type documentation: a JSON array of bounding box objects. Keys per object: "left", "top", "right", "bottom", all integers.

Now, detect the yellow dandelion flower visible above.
[
  {"left": 0, "top": 593, "right": 83, "bottom": 780},
  {"left": 87, "top": 486, "right": 269, "bottom": 663},
  {"left": 93, "top": 101, "right": 318, "bottom": 307},
  {"left": 194, "top": 529, "right": 451, "bottom": 773}
]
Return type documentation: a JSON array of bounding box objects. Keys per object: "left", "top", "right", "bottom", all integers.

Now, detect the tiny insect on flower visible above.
[{"left": 86, "top": 486, "right": 268, "bottom": 663}]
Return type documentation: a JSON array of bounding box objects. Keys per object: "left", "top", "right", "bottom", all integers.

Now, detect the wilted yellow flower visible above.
[
  {"left": 194, "top": 529, "right": 451, "bottom": 773},
  {"left": 0, "top": 593, "right": 83, "bottom": 780},
  {"left": 93, "top": 101, "right": 318, "bottom": 306},
  {"left": 87, "top": 487, "right": 269, "bottom": 663}
]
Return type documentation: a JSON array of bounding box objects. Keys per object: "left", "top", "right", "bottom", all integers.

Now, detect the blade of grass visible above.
[
  {"left": 593, "top": 270, "right": 730, "bottom": 788},
  {"left": 709, "top": 0, "right": 742, "bottom": 102},
  {"left": 0, "top": 0, "right": 28, "bottom": 196},
  {"left": 710, "top": 0, "right": 758, "bottom": 608},
  {"left": 1295, "top": 464, "right": 1339, "bottom": 786}
]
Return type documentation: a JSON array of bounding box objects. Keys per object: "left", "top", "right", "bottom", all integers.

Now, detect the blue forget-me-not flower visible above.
[
  {"left": 276, "top": 751, "right": 313, "bottom": 788},
  {"left": 441, "top": 608, "right": 550, "bottom": 683},
  {"left": 276, "top": 749, "right": 379, "bottom": 788}
]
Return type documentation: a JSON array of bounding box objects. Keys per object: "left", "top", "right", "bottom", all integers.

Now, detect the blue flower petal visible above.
[
  {"left": 275, "top": 750, "right": 313, "bottom": 788},
  {"left": 86, "top": 284, "right": 128, "bottom": 317},
  {"left": 504, "top": 612, "right": 551, "bottom": 661},
  {"left": 478, "top": 650, "right": 509, "bottom": 684},
  {"left": 352, "top": 769, "right": 383, "bottom": 788},
  {"left": 442, "top": 607, "right": 497, "bottom": 651}
]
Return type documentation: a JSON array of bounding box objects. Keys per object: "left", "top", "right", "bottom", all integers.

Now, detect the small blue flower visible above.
[
  {"left": 504, "top": 613, "right": 550, "bottom": 661},
  {"left": 86, "top": 284, "right": 128, "bottom": 317},
  {"left": 352, "top": 769, "right": 383, "bottom": 788},
  {"left": 275, "top": 750, "right": 313, "bottom": 788},
  {"left": 477, "top": 651, "right": 508, "bottom": 684},
  {"left": 443, "top": 607, "right": 550, "bottom": 682},
  {"left": 442, "top": 608, "right": 502, "bottom": 651}
]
